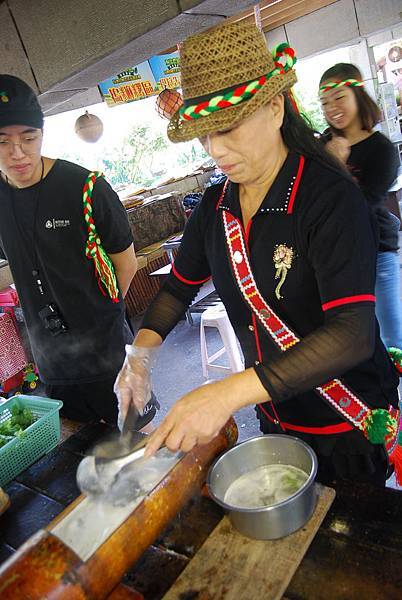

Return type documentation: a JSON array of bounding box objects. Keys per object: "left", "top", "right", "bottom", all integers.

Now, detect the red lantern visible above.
[{"left": 155, "top": 89, "right": 183, "bottom": 120}]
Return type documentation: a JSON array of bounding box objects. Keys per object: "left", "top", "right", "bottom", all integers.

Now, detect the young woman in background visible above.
[{"left": 320, "top": 63, "right": 402, "bottom": 350}]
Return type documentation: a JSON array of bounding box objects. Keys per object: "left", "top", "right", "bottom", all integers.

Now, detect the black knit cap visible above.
[{"left": 0, "top": 74, "right": 44, "bottom": 129}]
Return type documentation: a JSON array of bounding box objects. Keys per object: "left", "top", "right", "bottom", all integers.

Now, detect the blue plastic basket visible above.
[{"left": 0, "top": 395, "right": 63, "bottom": 487}]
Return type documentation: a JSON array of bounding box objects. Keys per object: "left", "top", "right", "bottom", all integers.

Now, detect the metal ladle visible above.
[
  {"left": 76, "top": 436, "right": 151, "bottom": 496},
  {"left": 76, "top": 403, "right": 156, "bottom": 496}
]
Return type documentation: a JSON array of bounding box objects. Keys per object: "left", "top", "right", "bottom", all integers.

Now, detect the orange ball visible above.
[{"left": 155, "top": 89, "right": 183, "bottom": 120}]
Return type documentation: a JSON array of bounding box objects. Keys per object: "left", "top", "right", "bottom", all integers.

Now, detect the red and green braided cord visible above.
[
  {"left": 83, "top": 172, "right": 119, "bottom": 303},
  {"left": 179, "top": 43, "right": 297, "bottom": 122},
  {"left": 319, "top": 79, "right": 364, "bottom": 95},
  {"left": 180, "top": 76, "right": 266, "bottom": 121}
]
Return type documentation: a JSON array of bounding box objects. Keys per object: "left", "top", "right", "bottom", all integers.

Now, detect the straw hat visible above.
[{"left": 168, "top": 21, "right": 297, "bottom": 143}]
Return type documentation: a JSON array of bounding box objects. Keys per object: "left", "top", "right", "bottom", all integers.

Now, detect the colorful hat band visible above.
[
  {"left": 179, "top": 43, "right": 296, "bottom": 122},
  {"left": 319, "top": 78, "right": 364, "bottom": 95}
]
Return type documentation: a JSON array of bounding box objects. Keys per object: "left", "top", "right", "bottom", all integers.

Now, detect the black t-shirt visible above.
[
  {"left": 169, "top": 152, "right": 399, "bottom": 428},
  {"left": 347, "top": 132, "right": 399, "bottom": 252},
  {"left": 0, "top": 159, "right": 133, "bottom": 384}
]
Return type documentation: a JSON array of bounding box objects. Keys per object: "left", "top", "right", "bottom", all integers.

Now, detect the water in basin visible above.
[{"left": 223, "top": 464, "right": 308, "bottom": 509}]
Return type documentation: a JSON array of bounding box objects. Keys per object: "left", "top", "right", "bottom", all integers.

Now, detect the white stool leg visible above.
[
  {"left": 200, "top": 316, "right": 209, "bottom": 378},
  {"left": 216, "top": 315, "right": 244, "bottom": 373},
  {"left": 200, "top": 316, "right": 229, "bottom": 377}
]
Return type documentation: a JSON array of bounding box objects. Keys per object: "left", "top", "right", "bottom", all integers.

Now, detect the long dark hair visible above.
[
  {"left": 319, "top": 63, "right": 381, "bottom": 131},
  {"left": 281, "top": 92, "right": 345, "bottom": 174}
]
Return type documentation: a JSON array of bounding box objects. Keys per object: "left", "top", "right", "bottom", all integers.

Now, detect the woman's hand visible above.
[
  {"left": 326, "top": 135, "right": 350, "bottom": 164},
  {"left": 144, "top": 369, "right": 269, "bottom": 456},
  {"left": 114, "top": 344, "right": 157, "bottom": 430},
  {"left": 145, "top": 380, "right": 234, "bottom": 455},
  {"left": 114, "top": 329, "right": 162, "bottom": 431}
]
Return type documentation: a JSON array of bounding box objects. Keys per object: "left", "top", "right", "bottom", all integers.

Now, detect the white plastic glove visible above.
[{"left": 114, "top": 344, "right": 159, "bottom": 431}]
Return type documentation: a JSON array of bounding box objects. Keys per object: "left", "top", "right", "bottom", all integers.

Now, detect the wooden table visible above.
[
  {"left": 1, "top": 421, "right": 402, "bottom": 599},
  {"left": 148, "top": 264, "right": 172, "bottom": 279}
]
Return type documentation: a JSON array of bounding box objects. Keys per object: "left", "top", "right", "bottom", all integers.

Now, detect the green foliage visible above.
[
  {"left": 101, "top": 122, "right": 169, "bottom": 187},
  {"left": 295, "top": 87, "right": 327, "bottom": 133},
  {"left": 176, "top": 142, "right": 208, "bottom": 168},
  {"left": 101, "top": 122, "right": 208, "bottom": 188}
]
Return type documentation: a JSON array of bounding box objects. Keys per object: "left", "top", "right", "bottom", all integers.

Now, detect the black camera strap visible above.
[
  {"left": 6, "top": 159, "right": 68, "bottom": 336},
  {"left": 7, "top": 158, "right": 46, "bottom": 297},
  {"left": 31, "top": 158, "right": 46, "bottom": 297}
]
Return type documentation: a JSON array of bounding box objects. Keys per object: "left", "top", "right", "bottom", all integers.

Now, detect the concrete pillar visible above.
[{"left": 349, "top": 39, "right": 377, "bottom": 101}]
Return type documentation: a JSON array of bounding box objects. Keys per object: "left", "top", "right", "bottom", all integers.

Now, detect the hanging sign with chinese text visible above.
[
  {"left": 149, "top": 52, "right": 180, "bottom": 91},
  {"left": 98, "top": 61, "right": 157, "bottom": 107},
  {"left": 98, "top": 52, "right": 181, "bottom": 107}
]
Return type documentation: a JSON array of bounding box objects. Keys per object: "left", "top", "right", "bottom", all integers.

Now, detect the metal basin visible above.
[{"left": 207, "top": 434, "right": 318, "bottom": 540}]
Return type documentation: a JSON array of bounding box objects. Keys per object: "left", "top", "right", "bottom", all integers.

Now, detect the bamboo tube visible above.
[
  {"left": 0, "top": 531, "right": 86, "bottom": 599},
  {"left": 0, "top": 419, "right": 237, "bottom": 599},
  {"left": 107, "top": 584, "right": 144, "bottom": 599}
]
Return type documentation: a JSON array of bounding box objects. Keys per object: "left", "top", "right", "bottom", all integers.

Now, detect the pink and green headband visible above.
[
  {"left": 179, "top": 43, "right": 297, "bottom": 122},
  {"left": 319, "top": 78, "right": 364, "bottom": 96}
]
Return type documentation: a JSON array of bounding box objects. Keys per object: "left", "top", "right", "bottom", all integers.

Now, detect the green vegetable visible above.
[
  {"left": 0, "top": 434, "right": 13, "bottom": 448},
  {"left": 10, "top": 403, "right": 35, "bottom": 429},
  {"left": 0, "top": 401, "right": 35, "bottom": 445},
  {"left": 281, "top": 473, "right": 303, "bottom": 494}
]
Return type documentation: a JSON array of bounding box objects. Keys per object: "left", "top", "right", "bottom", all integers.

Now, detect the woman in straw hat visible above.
[{"left": 115, "top": 21, "right": 400, "bottom": 486}]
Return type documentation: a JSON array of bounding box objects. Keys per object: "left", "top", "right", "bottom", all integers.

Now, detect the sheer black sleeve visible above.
[
  {"left": 140, "top": 186, "right": 217, "bottom": 338},
  {"left": 254, "top": 303, "right": 375, "bottom": 402},
  {"left": 140, "top": 278, "right": 201, "bottom": 339}
]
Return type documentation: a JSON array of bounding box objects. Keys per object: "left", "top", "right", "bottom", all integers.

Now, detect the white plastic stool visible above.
[{"left": 200, "top": 303, "right": 244, "bottom": 378}]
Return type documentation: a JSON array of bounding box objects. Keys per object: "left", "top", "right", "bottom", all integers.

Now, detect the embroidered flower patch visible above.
[{"left": 273, "top": 244, "right": 294, "bottom": 299}]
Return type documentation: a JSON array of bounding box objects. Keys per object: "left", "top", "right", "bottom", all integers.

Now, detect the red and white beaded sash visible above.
[{"left": 222, "top": 207, "right": 398, "bottom": 446}]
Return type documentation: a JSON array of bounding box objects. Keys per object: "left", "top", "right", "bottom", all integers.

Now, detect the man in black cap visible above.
[{"left": 0, "top": 74, "right": 158, "bottom": 428}]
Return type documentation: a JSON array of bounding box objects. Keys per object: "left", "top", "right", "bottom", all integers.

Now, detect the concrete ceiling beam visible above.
[{"left": 0, "top": 0, "right": 262, "bottom": 114}]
